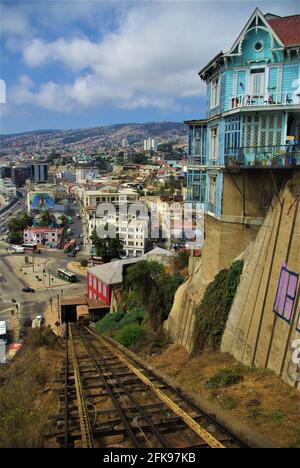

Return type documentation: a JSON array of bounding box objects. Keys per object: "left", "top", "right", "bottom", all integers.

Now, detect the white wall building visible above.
[
  {"left": 89, "top": 218, "right": 149, "bottom": 258},
  {"left": 0, "top": 178, "right": 17, "bottom": 203},
  {"left": 143, "top": 138, "right": 158, "bottom": 152}
]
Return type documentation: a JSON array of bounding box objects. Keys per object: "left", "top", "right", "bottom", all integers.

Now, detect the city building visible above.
[
  {"left": 186, "top": 8, "right": 300, "bottom": 268},
  {"left": 0, "top": 166, "right": 12, "bottom": 179},
  {"left": 89, "top": 218, "right": 149, "bottom": 258},
  {"left": 144, "top": 137, "right": 158, "bottom": 152},
  {"left": 29, "top": 162, "right": 48, "bottom": 183},
  {"left": 87, "top": 258, "right": 138, "bottom": 305},
  {"left": 27, "top": 189, "right": 56, "bottom": 212},
  {"left": 76, "top": 167, "right": 99, "bottom": 183},
  {"left": 23, "top": 227, "right": 62, "bottom": 248},
  {"left": 83, "top": 186, "right": 139, "bottom": 213},
  {"left": 11, "top": 166, "right": 31, "bottom": 188},
  {"left": 87, "top": 248, "right": 172, "bottom": 308},
  {"left": 121, "top": 138, "right": 129, "bottom": 148},
  {"left": 0, "top": 178, "right": 17, "bottom": 203}
]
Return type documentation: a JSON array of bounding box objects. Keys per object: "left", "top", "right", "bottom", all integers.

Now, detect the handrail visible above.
[
  {"left": 229, "top": 92, "right": 296, "bottom": 109},
  {"left": 225, "top": 144, "right": 300, "bottom": 167}
]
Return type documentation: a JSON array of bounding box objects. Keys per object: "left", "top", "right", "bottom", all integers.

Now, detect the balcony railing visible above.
[
  {"left": 225, "top": 145, "right": 300, "bottom": 168},
  {"left": 187, "top": 156, "right": 207, "bottom": 166},
  {"left": 229, "top": 92, "right": 297, "bottom": 109}
]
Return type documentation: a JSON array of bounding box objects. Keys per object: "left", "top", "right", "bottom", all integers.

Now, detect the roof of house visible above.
[
  {"left": 88, "top": 257, "right": 138, "bottom": 285},
  {"left": 88, "top": 248, "right": 173, "bottom": 285},
  {"left": 267, "top": 15, "right": 300, "bottom": 47},
  {"left": 143, "top": 247, "right": 173, "bottom": 258},
  {"left": 24, "top": 227, "right": 61, "bottom": 233}
]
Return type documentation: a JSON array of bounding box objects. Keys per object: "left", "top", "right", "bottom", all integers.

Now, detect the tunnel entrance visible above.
[
  {"left": 60, "top": 295, "right": 109, "bottom": 323},
  {"left": 61, "top": 304, "right": 78, "bottom": 323},
  {"left": 60, "top": 296, "right": 87, "bottom": 323}
]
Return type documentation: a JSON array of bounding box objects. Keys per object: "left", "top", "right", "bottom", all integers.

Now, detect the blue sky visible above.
[{"left": 0, "top": 0, "right": 299, "bottom": 134}]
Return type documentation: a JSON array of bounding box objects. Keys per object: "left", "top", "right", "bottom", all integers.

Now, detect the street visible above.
[{"left": 0, "top": 196, "right": 88, "bottom": 323}]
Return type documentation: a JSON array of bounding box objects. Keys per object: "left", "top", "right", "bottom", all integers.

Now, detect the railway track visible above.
[{"left": 49, "top": 324, "right": 250, "bottom": 449}]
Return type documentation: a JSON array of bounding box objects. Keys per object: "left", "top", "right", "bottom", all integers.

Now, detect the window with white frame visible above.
[
  {"left": 210, "top": 77, "right": 220, "bottom": 108},
  {"left": 210, "top": 126, "right": 219, "bottom": 160},
  {"left": 249, "top": 68, "right": 265, "bottom": 97},
  {"left": 208, "top": 176, "right": 217, "bottom": 209}
]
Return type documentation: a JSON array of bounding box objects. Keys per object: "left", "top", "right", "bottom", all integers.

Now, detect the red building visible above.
[{"left": 87, "top": 258, "right": 138, "bottom": 306}]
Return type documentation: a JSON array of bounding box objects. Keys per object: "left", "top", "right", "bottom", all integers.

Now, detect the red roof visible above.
[
  {"left": 25, "top": 227, "right": 61, "bottom": 234},
  {"left": 268, "top": 15, "right": 300, "bottom": 47}
]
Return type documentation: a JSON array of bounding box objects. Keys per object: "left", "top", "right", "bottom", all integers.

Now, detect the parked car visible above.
[{"left": 22, "top": 287, "right": 35, "bottom": 293}]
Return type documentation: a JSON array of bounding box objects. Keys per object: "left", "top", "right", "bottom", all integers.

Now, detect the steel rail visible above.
[
  {"left": 77, "top": 326, "right": 170, "bottom": 448},
  {"left": 64, "top": 325, "right": 69, "bottom": 448},
  {"left": 89, "top": 335, "right": 252, "bottom": 448},
  {"left": 73, "top": 326, "right": 142, "bottom": 448},
  {"left": 86, "top": 328, "right": 226, "bottom": 449},
  {"left": 69, "top": 324, "right": 94, "bottom": 448}
]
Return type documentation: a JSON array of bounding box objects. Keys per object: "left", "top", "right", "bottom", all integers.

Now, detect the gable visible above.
[{"left": 229, "top": 7, "right": 284, "bottom": 56}]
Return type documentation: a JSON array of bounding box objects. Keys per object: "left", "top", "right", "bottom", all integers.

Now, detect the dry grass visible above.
[
  {"left": 145, "top": 344, "right": 300, "bottom": 448},
  {"left": 0, "top": 329, "right": 64, "bottom": 448}
]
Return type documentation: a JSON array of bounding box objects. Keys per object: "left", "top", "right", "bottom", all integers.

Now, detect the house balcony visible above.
[
  {"left": 229, "top": 92, "right": 298, "bottom": 110},
  {"left": 225, "top": 145, "right": 300, "bottom": 169},
  {"left": 187, "top": 156, "right": 207, "bottom": 166}
]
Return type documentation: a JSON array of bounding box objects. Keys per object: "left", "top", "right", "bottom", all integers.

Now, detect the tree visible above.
[
  {"left": 94, "top": 157, "right": 109, "bottom": 171},
  {"left": 124, "top": 260, "right": 183, "bottom": 332},
  {"left": 39, "top": 210, "right": 54, "bottom": 227},
  {"left": 90, "top": 227, "right": 125, "bottom": 263},
  {"left": 8, "top": 230, "right": 23, "bottom": 245},
  {"left": 172, "top": 250, "right": 189, "bottom": 272},
  {"left": 7, "top": 213, "right": 33, "bottom": 244},
  {"left": 58, "top": 215, "right": 67, "bottom": 227}
]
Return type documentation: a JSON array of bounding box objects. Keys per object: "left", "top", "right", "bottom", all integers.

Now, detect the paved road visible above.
[
  {"left": 0, "top": 197, "right": 88, "bottom": 321},
  {"left": 0, "top": 252, "right": 87, "bottom": 320}
]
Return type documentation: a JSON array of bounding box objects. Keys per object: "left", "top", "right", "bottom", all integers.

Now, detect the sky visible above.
[{"left": 0, "top": 0, "right": 299, "bottom": 134}]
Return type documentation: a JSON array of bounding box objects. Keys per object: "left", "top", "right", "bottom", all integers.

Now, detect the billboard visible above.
[{"left": 29, "top": 192, "right": 55, "bottom": 211}]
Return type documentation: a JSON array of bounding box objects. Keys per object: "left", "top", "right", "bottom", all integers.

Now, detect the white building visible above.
[
  {"left": 0, "top": 178, "right": 17, "bottom": 203},
  {"left": 76, "top": 167, "right": 99, "bottom": 183},
  {"left": 143, "top": 138, "right": 158, "bottom": 152},
  {"left": 121, "top": 138, "right": 129, "bottom": 148},
  {"left": 89, "top": 218, "right": 149, "bottom": 258}
]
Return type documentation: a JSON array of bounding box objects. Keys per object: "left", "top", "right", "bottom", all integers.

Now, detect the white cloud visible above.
[{"left": 7, "top": 0, "right": 300, "bottom": 114}]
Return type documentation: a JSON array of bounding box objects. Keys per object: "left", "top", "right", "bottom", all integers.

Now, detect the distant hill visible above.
[{"left": 0, "top": 122, "right": 186, "bottom": 149}]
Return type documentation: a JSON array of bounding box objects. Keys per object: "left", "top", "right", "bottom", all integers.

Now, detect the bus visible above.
[
  {"left": 57, "top": 269, "right": 77, "bottom": 283},
  {"left": 11, "top": 245, "right": 25, "bottom": 254},
  {"left": 22, "top": 244, "right": 41, "bottom": 254}
]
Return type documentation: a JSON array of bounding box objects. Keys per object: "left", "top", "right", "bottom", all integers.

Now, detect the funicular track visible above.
[{"left": 50, "top": 324, "right": 250, "bottom": 449}]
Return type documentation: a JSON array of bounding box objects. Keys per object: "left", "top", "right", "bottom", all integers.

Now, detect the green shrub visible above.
[
  {"left": 118, "top": 307, "right": 147, "bottom": 327},
  {"left": 194, "top": 260, "right": 243, "bottom": 352},
  {"left": 95, "top": 312, "right": 125, "bottom": 334},
  {"left": 115, "top": 324, "right": 146, "bottom": 348},
  {"left": 205, "top": 368, "right": 244, "bottom": 389}
]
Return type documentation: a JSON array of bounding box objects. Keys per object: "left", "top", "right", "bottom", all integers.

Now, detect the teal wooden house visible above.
[{"left": 186, "top": 8, "right": 300, "bottom": 220}]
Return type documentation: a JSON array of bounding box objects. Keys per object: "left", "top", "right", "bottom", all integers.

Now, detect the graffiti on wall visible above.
[
  {"left": 274, "top": 265, "right": 299, "bottom": 324},
  {"left": 30, "top": 192, "right": 55, "bottom": 211}
]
